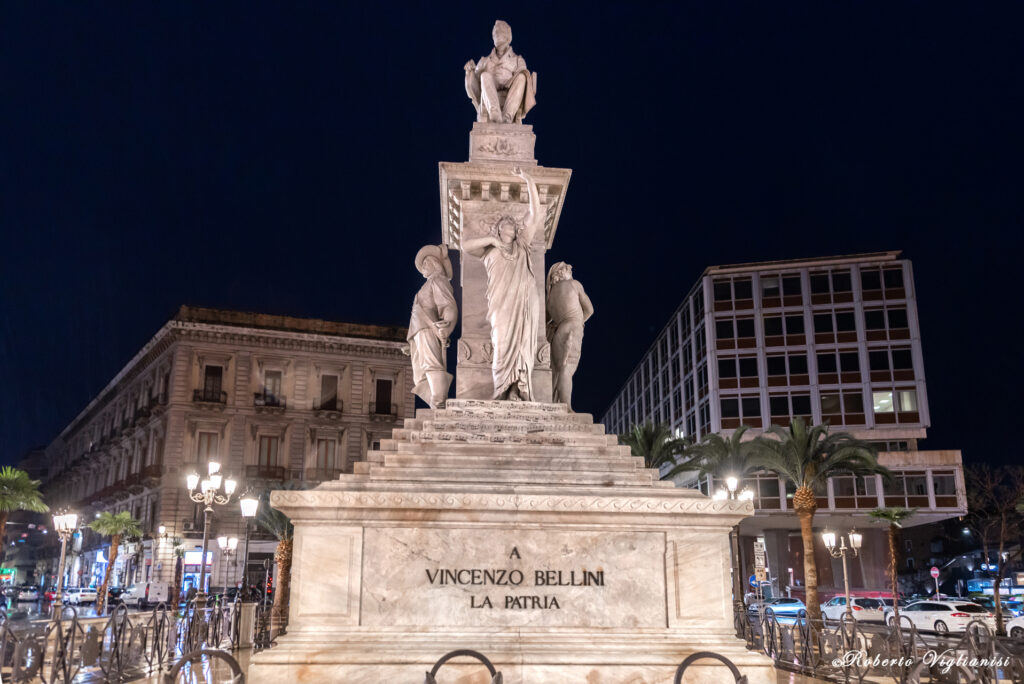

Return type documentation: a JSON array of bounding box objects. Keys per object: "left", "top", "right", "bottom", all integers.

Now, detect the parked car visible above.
[
  {"left": 748, "top": 597, "right": 807, "bottom": 617},
  {"left": 890, "top": 600, "right": 994, "bottom": 633},
  {"left": 822, "top": 596, "right": 885, "bottom": 622},
  {"left": 15, "top": 586, "right": 39, "bottom": 602},
  {"left": 968, "top": 596, "right": 1023, "bottom": 617},
  {"left": 65, "top": 587, "right": 98, "bottom": 605},
  {"left": 878, "top": 597, "right": 908, "bottom": 623},
  {"left": 1005, "top": 615, "right": 1024, "bottom": 638},
  {"left": 120, "top": 582, "right": 171, "bottom": 610}
]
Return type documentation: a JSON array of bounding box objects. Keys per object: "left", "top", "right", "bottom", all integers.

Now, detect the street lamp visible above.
[
  {"left": 52, "top": 510, "right": 78, "bottom": 609},
  {"left": 239, "top": 493, "right": 259, "bottom": 601},
  {"left": 217, "top": 536, "right": 239, "bottom": 595},
  {"left": 186, "top": 461, "right": 237, "bottom": 604},
  {"left": 823, "top": 529, "right": 863, "bottom": 622}
]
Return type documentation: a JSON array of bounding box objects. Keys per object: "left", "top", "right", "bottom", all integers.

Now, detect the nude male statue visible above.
[
  {"left": 464, "top": 20, "right": 537, "bottom": 124},
  {"left": 546, "top": 262, "right": 593, "bottom": 410}
]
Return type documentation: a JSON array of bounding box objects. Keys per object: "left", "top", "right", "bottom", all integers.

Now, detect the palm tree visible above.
[
  {"left": 89, "top": 511, "right": 142, "bottom": 613},
  {"left": 869, "top": 507, "right": 916, "bottom": 624},
  {"left": 171, "top": 538, "right": 186, "bottom": 606},
  {"left": 753, "top": 417, "right": 889, "bottom": 624},
  {"left": 0, "top": 466, "right": 49, "bottom": 562},
  {"left": 667, "top": 425, "right": 763, "bottom": 482},
  {"left": 618, "top": 422, "right": 689, "bottom": 473},
  {"left": 257, "top": 497, "right": 295, "bottom": 628}
]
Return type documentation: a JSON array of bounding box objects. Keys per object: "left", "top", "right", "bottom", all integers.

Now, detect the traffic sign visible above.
[{"left": 930, "top": 566, "right": 939, "bottom": 579}]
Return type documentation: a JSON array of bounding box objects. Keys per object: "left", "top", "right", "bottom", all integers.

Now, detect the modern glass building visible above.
[{"left": 603, "top": 252, "right": 965, "bottom": 600}]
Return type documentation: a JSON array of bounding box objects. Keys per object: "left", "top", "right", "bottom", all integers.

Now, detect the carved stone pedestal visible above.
[
  {"left": 439, "top": 124, "right": 572, "bottom": 402},
  {"left": 248, "top": 401, "right": 776, "bottom": 683}
]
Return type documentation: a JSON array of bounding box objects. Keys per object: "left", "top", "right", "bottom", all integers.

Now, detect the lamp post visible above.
[
  {"left": 52, "top": 510, "right": 79, "bottom": 610},
  {"left": 239, "top": 493, "right": 259, "bottom": 600},
  {"left": 217, "top": 536, "right": 238, "bottom": 596},
  {"left": 712, "top": 475, "right": 756, "bottom": 615},
  {"left": 823, "top": 529, "right": 863, "bottom": 622},
  {"left": 186, "top": 461, "right": 237, "bottom": 605}
]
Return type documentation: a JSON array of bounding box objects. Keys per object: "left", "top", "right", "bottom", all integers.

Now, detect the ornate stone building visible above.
[{"left": 41, "top": 306, "right": 412, "bottom": 593}]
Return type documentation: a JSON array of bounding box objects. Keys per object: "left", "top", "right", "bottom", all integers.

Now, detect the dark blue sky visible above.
[{"left": 1, "top": 2, "right": 1021, "bottom": 465}]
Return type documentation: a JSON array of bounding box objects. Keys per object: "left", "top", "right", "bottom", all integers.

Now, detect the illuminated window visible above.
[{"left": 872, "top": 391, "right": 895, "bottom": 413}]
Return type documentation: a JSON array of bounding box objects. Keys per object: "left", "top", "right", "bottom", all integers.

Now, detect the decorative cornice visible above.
[
  {"left": 271, "top": 489, "right": 754, "bottom": 518},
  {"left": 172, "top": 322, "right": 407, "bottom": 359}
]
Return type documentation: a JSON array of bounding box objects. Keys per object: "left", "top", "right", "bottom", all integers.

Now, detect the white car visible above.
[
  {"left": 15, "top": 586, "right": 39, "bottom": 601},
  {"left": 1006, "top": 616, "right": 1024, "bottom": 638},
  {"left": 890, "top": 600, "right": 994, "bottom": 634},
  {"left": 120, "top": 582, "right": 171, "bottom": 610},
  {"left": 64, "top": 587, "right": 98, "bottom": 605},
  {"left": 822, "top": 596, "right": 885, "bottom": 622}
]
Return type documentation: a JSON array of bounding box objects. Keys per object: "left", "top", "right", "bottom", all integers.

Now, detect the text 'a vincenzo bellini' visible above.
[{"left": 423, "top": 547, "right": 605, "bottom": 610}]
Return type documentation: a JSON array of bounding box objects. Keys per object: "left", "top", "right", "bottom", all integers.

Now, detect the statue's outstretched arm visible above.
[
  {"left": 462, "top": 236, "right": 498, "bottom": 258},
  {"left": 514, "top": 167, "right": 542, "bottom": 244}
]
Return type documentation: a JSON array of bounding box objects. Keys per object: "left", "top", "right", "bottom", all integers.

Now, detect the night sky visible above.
[{"left": 2, "top": 3, "right": 1021, "bottom": 466}]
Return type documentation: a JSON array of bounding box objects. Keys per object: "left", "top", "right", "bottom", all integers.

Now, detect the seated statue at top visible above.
[{"left": 464, "top": 20, "right": 537, "bottom": 124}]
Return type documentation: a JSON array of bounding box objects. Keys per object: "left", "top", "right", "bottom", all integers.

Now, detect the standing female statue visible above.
[{"left": 462, "top": 167, "right": 543, "bottom": 401}]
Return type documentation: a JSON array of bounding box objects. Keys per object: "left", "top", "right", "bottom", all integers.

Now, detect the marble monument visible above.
[{"left": 249, "top": 20, "right": 775, "bottom": 684}]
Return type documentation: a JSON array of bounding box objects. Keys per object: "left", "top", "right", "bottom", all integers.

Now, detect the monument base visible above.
[
  {"left": 249, "top": 400, "right": 776, "bottom": 683},
  {"left": 249, "top": 632, "right": 771, "bottom": 683}
]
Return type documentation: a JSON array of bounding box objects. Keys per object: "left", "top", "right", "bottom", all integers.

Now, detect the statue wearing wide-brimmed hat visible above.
[{"left": 405, "top": 244, "right": 458, "bottom": 408}]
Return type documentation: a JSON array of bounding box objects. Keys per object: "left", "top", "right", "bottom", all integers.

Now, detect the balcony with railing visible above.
[
  {"left": 193, "top": 389, "right": 227, "bottom": 405},
  {"left": 304, "top": 467, "right": 343, "bottom": 482},
  {"left": 254, "top": 392, "right": 287, "bottom": 413},
  {"left": 141, "top": 463, "right": 162, "bottom": 486},
  {"left": 312, "top": 398, "right": 343, "bottom": 418},
  {"left": 369, "top": 402, "right": 399, "bottom": 420},
  {"left": 246, "top": 464, "right": 286, "bottom": 481}
]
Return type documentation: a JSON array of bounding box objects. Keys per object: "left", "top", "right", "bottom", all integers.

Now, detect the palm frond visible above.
[
  {"left": 868, "top": 507, "right": 917, "bottom": 528},
  {"left": 88, "top": 511, "right": 142, "bottom": 538},
  {"left": 0, "top": 466, "right": 49, "bottom": 514}
]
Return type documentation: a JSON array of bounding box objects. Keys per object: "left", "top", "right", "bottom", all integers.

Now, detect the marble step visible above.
[
  {"left": 419, "top": 419, "right": 605, "bottom": 435},
  {"left": 392, "top": 440, "right": 633, "bottom": 458},
  {"left": 381, "top": 453, "right": 647, "bottom": 472},
  {"left": 444, "top": 398, "right": 568, "bottom": 413},
  {"left": 414, "top": 408, "right": 594, "bottom": 424},
  {"left": 365, "top": 465, "right": 656, "bottom": 486},
  {"left": 408, "top": 430, "right": 617, "bottom": 447}
]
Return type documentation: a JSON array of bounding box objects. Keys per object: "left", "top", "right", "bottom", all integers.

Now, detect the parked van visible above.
[{"left": 120, "top": 582, "right": 171, "bottom": 610}]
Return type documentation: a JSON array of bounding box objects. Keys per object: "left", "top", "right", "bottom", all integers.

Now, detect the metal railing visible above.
[
  {"left": 369, "top": 401, "right": 398, "bottom": 418},
  {"left": 245, "top": 464, "right": 285, "bottom": 481},
  {"left": 423, "top": 649, "right": 750, "bottom": 684},
  {"left": 192, "top": 389, "right": 227, "bottom": 404},
  {"left": 312, "top": 398, "right": 342, "bottom": 413},
  {"left": 253, "top": 392, "right": 286, "bottom": 409},
  {"left": 0, "top": 597, "right": 270, "bottom": 683},
  {"left": 735, "top": 607, "right": 1024, "bottom": 683}
]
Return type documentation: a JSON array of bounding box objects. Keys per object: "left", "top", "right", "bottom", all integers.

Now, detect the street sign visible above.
[
  {"left": 930, "top": 566, "right": 939, "bottom": 579},
  {"left": 749, "top": 574, "right": 770, "bottom": 588}
]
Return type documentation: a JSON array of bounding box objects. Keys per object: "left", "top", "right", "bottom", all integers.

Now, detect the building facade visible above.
[
  {"left": 602, "top": 252, "right": 966, "bottom": 599},
  {"left": 39, "top": 306, "right": 413, "bottom": 595}
]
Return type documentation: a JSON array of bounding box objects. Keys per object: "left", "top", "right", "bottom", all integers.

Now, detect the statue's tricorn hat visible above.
[{"left": 415, "top": 244, "right": 453, "bottom": 278}]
